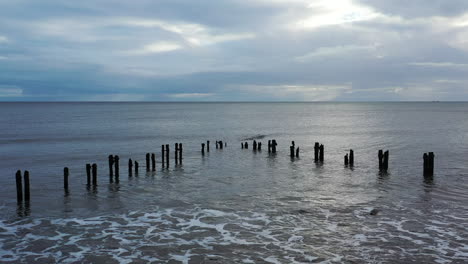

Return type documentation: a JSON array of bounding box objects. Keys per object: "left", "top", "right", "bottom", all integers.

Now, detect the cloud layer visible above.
[{"left": 0, "top": 0, "right": 468, "bottom": 101}]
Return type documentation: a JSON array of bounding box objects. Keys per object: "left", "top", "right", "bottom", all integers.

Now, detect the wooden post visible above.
[
  {"left": 161, "top": 145, "right": 165, "bottom": 168},
  {"left": 64, "top": 167, "right": 69, "bottom": 190},
  {"left": 92, "top": 164, "right": 97, "bottom": 186},
  {"left": 86, "top": 164, "right": 91, "bottom": 186},
  {"left": 15, "top": 170, "right": 22, "bottom": 203},
  {"left": 241, "top": 143, "right": 244, "bottom": 149},
  {"left": 114, "top": 155, "right": 120, "bottom": 178},
  {"left": 245, "top": 142, "right": 249, "bottom": 149},
  {"left": 165, "top": 144, "right": 169, "bottom": 167},
  {"left": 216, "top": 141, "right": 219, "bottom": 149},
  {"left": 219, "top": 141, "right": 223, "bottom": 149},
  {"left": 423, "top": 152, "right": 434, "bottom": 176},
  {"left": 272, "top": 140, "right": 277, "bottom": 153},
  {"left": 383, "top": 151, "right": 389, "bottom": 172},
  {"left": 128, "top": 159, "right": 133, "bottom": 176},
  {"left": 146, "top": 153, "right": 150, "bottom": 171},
  {"left": 108, "top": 155, "right": 114, "bottom": 178},
  {"left": 319, "top": 144, "right": 324, "bottom": 162},
  {"left": 268, "top": 140, "right": 271, "bottom": 153},
  {"left": 349, "top": 149, "right": 354, "bottom": 167},
  {"left": 175, "top": 143, "right": 179, "bottom": 164},
  {"left": 207, "top": 141, "right": 210, "bottom": 152},
  {"left": 344, "top": 154, "right": 349, "bottom": 165},
  {"left": 202, "top": 143, "right": 205, "bottom": 154},
  {"left": 258, "top": 142, "right": 262, "bottom": 151},
  {"left": 179, "top": 143, "right": 183, "bottom": 162},
  {"left": 292, "top": 141, "right": 295, "bottom": 147},
  {"left": 314, "top": 142, "right": 319, "bottom": 162},
  {"left": 253, "top": 140, "right": 257, "bottom": 150},
  {"left": 24, "top": 171, "right": 30, "bottom": 202},
  {"left": 290, "top": 145, "right": 294, "bottom": 158},
  {"left": 151, "top": 153, "right": 156, "bottom": 171},
  {"left": 296, "top": 147, "right": 299, "bottom": 158},
  {"left": 378, "top": 150, "right": 383, "bottom": 171},
  {"left": 135, "top": 161, "right": 139, "bottom": 174}
]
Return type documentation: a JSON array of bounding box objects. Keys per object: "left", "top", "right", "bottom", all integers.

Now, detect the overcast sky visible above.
[{"left": 1, "top": 0, "right": 468, "bottom": 101}]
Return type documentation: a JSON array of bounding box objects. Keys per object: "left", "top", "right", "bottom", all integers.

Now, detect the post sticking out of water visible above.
[
  {"left": 349, "top": 149, "right": 354, "bottom": 167},
  {"left": 64, "top": 167, "right": 69, "bottom": 190},
  {"left": 92, "top": 163, "right": 97, "bottom": 186},
  {"left": 272, "top": 140, "right": 277, "bottom": 153},
  {"left": 134, "top": 161, "right": 139, "bottom": 174},
  {"left": 423, "top": 152, "right": 434, "bottom": 176},
  {"left": 161, "top": 145, "right": 165, "bottom": 168},
  {"left": 151, "top": 153, "right": 156, "bottom": 171},
  {"left": 290, "top": 145, "right": 294, "bottom": 158},
  {"left": 383, "top": 151, "right": 389, "bottom": 171},
  {"left": 216, "top": 141, "right": 219, "bottom": 149},
  {"left": 108, "top": 155, "right": 114, "bottom": 178},
  {"left": 344, "top": 154, "right": 349, "bottom": 166},
  {"left": 23, "top": 170, "right": 30, "bottom": 202},
  {"left": 165, "top": 144, "right": 170, "bottom": 167},
  {"left": 319, "top": 144, "right": 324, "bottom": 162},
  {"left": 175, "top": 143, "right": 179, "bottom": 164},
  {"left": 16, "top": 170, "right": 22, "bottom": 203},
  {"left": 296, "top": 147, "right": 299, "bottom": 158},
  {"left": 253, "top": 140, "right": 257, "bottom": 151},
  {"left": 86, "top": 164, "right": 91, "bottom": 186},
  {"left": 179, "top": 143, "right": 183, "bottom": 162},
  {"left": 268, "top": 140, "right": 271, "bottom": 153},
  {"left": 207, "top": 141, "right": 210, "bottom": 152},
  {"left": 378, "top": 150, "right": 383, "bottom": 171},
  {"left": 314, "top": 142, "right": 319, "bottom": 162},
  {"left": 202, "top": 143, "right": 205, "bottom": 154},
  {"left": 114, "top": 155, "right": 120, "bottom": 178},
  {"left": 128, "top": 159, "right": 133, "bottom": 176},
  {"left": 146, "top": 153, "right": 150, "bottom": 171},
  {"left": 245, "top": 142, "right": 249, "bottom": 149},
  {"left": 241, "top": 143, "right": 244, "bottom": 149},
  {"left": 258, "top": 142, "right": 262, "bottom": 151}
]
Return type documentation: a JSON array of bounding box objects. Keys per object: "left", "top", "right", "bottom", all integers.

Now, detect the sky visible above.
[{"left": 1, "top": 0, "right": 468, "bottom": 101}]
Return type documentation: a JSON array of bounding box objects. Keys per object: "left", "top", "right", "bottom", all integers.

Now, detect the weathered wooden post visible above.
[
  {"left": 86, "top": 164, "right": 91, "bottom": 186},
  {"left": 128, "top": 159, "right": 133, "bottom": 176},
  {"left": 179, "top": 143, "right": 183, "bottom": 162},
  {"left": 344, "top": 154, "right": 349, "bottom": 165},
  {"left": 161, "top": 145, "right": 165, "bottom": 168},
  {"left": 349, "top": 149, "right": 354, "bottom": 167},
  {"left": 253, "top": 140, "right": 257, "bottom": 151},
  {"left": 216, "top": 141, "right": 219, "bottom": 149},
  {"left": 108, "top": 155, "right": 114, "bottom": 178},
  {"left": 268, "top": 140, "right": 271, "bottom": 153},
  {"left": 258, "top": 142, "right": 262, "bottom": 151},
  {"left": 383, "top": 151, "right": 389, "bottom": 172},
  {"left": 241, "top": 143, "right": 244, "bottom": 149},
  {"left": 314, "top": 142, "right": 319, "bottom": 162},
  {"left": 378, "top": 150, "right": 383, "bottom": 171},
  {"left": 219, "top": 141, "right": 223, "bottom": 149},
  {"left": 245, "top": 142, "right": 249, "bottom": 149},
  {"left": 319, "top": 144, "right": 324, "bottom": 162},
  {"left": 207, "top": 141, "right": 210, "bottom": 152},
  {"left": 175, "top": 143, "right": 179, "bottom": 164},
  {"left": 92, "top": 164, "right": 97, "bottom": 186},
  {"left": 290, "top": 145, "right": 294, "bottom": 158},
  {"left": 296, "top": 147, "right": 299, "bottom": 158},
  {"left": 114, "top": 155, "right": 120, "bottom": 179},
  {"left": 272, "top": 140, "right": 277, "bottom": 153},
  {"left": 64, "top": 167, "right": 69, "bottom": 190},
  {"left": 423, "top": 152, "right": 434, "bottom": 176},
  {"left": 15, "top": 170, "right": 22, "bottom": 203},
  {"left": 134, "top": 161, "right": 139, "bottom": 174},
  {"left": 151, "top": 153, "right": 156, "bottom": 171},
  {"left": 292, "top": 141, "right": 295, "bottom": 147},
  {"left": 165, "top": 144, "right": 170, "bottom": 167},
  {"left": 202, "top": 143, "right": 205, "bottom": 154},
  {"left": 24, "top": 170, "right": 30, "bottom": 202},
  {"left": 146, "top": 153, "right": 150, "bottom": 171}
]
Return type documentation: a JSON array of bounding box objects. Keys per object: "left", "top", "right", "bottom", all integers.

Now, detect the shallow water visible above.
[{"left": 0, "top": 102, "right": 467, "bottom": 263}]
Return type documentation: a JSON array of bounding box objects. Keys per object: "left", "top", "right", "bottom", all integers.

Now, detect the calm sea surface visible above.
[{"left": 0, "top": 102, "right": 467, "bottom": 263}]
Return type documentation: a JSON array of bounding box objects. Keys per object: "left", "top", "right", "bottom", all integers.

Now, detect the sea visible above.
[{"left": 0, "top": 102, "right": 467, "bottom": 263}]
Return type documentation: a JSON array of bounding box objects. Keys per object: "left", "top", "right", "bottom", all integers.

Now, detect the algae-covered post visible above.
[
  {"left": 349, "top": 149, "right": 354, "bottom": 167},
  {"left": 86, "top": 164, "right": 91, "bottom": 186},
  {"left": 64, "top": 167, "right": 69, "bottom": 190},
  {"left": 151, "top": 153, "right": 156, "bottom": 171},
  {"left": 92, "top": 163, "right": 97, "bottom": 186},
  {"left": 15, "top": 170, "right": 22, "bottom": 203}
]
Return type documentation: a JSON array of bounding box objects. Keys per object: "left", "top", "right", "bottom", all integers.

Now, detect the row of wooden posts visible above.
[{"left": 14, "top": 140, "right": 436, "bottom": 203}]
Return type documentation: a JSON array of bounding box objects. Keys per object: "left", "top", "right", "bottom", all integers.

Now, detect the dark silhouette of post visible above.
[
  {"left": 219, "top": 141, "right": 223, "bottom": 149},
  {"left": 344, "top": 154, "right": 349, "bottom": 165},
  {"left": 165, "top": 144, "right": 170, "bottom": 167},
  {"left": 292, "top": 141, "right": 295, "bottom": 147},
  {"left": 179, "top": 143, "right": 183, "bottom": 162},
  {"left": 296, "top": 147, "right": 299, "bottom": 157},
  {"left": 268, "top": 140, "right": 271, "bottom": 153},
  {"left": 207, "top": 141, "right": 210, "bottom": 152},
  {"left": 378, "top": 150, "right": 383, "bottom": 171},
  {"left": 241, "top": 143, "right": 244, "bottom": 149},
  {"left": 128, "top": 159, "right": 133, "bottom": 176},
  {"left": 151, "top": 153, "right": 156, "bottom": 171},
  {"left": 24, "top": 170, "right": 30, "bottom": 202},
  {"left": 175, "top": 143, "right": 179, "bottom": 164},
  {"left": 216, "top": 141, "right": 219, "bottom": 149},
  {"left": 202, "top": 143, "right": 205, "bottom": 154},
  {"left": 15, "top": 170, "right": 22, "bottom": 203},
  {"left": 64, "top": 167, "right": 69, "bottom": 190},
  {"left": 314, "top": 142, "right": 319, "bottom": 161},
  {"left": 272, "top": 140, "right": 277, "bottom": 153},
  {"left": 319, "top": 144, "right": 324, "bottom": 162},
  {"left": 86, "top": 164, "right": 91, "bottom": 186},
  {"left": 146, "top": 153, "right": 150, "bottom": 171},
  {"left": 108, "top": 155, "right": 114, "bottom": 178},
  {"left": 253, "top": 140, "right": 257, "bottom": 151},
  {"left": 423, "top": 152, "right": 434, "bottom": 176},
  {"left": 349, "top": 149, "right": 354, "bottom": 167},
  {"left": 290, "top": 145, "right": 294, "bottom": 158},
  {"left": 92, "top": 164, "right": 97, "bottom": 186},
  {"left": 161, "top": 145, "right": 165, "bottom": 168},
  {"left": 134, "top": 161, "right": 139, "bottom": 174},
  {"left": 114, "top": 155, "right": 120, "bottom": 179},
  {"left": 245, "top": 142, "right": 249, "bottom": 149},
  {"left": 383, "top": 151, "right": 389, "bottom": 171},
  {"left": 258, "top": 142, "right": 262, "bottom": 151}
]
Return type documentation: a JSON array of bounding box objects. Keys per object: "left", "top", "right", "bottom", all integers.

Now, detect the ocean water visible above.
[{"left": 0, "top": 102, "right": 467, "bottom": 263}]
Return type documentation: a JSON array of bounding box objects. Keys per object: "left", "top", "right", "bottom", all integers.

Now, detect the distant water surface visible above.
[{"left": 0, "top": 102, "right": 467, "bottom": 263}]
